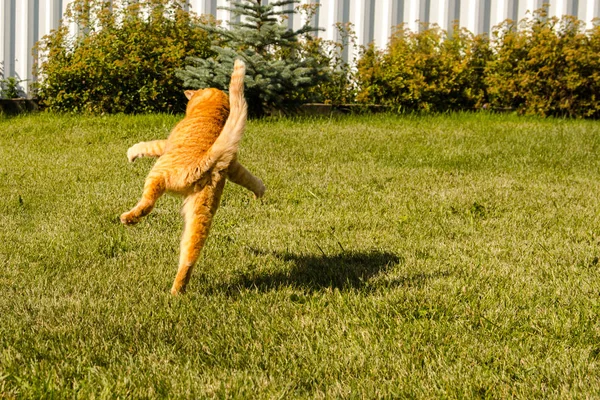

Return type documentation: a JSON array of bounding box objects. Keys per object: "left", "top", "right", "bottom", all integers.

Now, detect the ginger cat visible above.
[{"left": 120, "top": 60, "right": 265, "bottom": 294}]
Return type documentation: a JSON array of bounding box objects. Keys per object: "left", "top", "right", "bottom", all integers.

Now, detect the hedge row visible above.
[
  {"left": 33, "top": 3, "right": 600, "bottom": 118},
  {"left": 355, "top": 8, "right": 600, "bottom": 118}
]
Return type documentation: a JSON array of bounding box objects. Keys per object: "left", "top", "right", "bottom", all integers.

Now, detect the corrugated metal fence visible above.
[{"left": 2, "top": 0, "right": 599, "bottom": 96}]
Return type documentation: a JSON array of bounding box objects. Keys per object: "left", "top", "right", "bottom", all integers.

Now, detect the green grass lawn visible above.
[{"left": 1, "top": 112, "right": 600, "bottom": 398}]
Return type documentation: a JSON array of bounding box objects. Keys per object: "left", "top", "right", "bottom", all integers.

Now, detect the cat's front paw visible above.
[
  {"left": 127, "top": 147, "right": 140, "bottom": 163},
  {"left": 120, "top": 211, "right": 140, "bottom": 225}
]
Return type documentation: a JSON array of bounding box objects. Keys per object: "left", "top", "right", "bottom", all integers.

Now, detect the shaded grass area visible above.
[{"left": 1, "top": 112, "right": 600, "bottom": 398}]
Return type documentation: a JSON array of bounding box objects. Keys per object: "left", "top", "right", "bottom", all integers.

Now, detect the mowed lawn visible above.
[{"left": 1, "top": 112, "right": 600, "bottom": 398}]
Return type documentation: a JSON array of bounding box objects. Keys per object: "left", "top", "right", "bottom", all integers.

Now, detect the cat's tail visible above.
[{"left": 191, "top": 60, "right": 248, "bottom": 181}]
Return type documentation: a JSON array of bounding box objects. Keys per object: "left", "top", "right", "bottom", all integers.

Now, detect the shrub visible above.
[
  {"left": 1, "top": 77, "right": 25, "bottom": 99},
  {"left": 0, "top": 63, "right": 24, "bottom": 99},
  {"left": 33, "top": 0, "right": 213, "bottom": 114},
  {"left": 355, "top": 25, "right": 492, "bottom": 112},
  {"left": 486, "top": 7, "right": 600, "bottom": 118},
  {"left": 301, "top": 22, "right": 358, "bottom": 106}
]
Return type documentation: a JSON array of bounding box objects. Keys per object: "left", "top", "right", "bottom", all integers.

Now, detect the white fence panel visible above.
[{"left": 1, "top": 0, "right": 599, "bottom": 96}]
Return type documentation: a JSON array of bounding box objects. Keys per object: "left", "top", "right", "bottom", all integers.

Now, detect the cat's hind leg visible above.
[
  {"left": 227, "top": 160, "right": 266, "bottom": 198},
  {"left": 127, "top": 140, "right": 167, "bottom": 162},
  {"left": 171, "top": 176, "right": 226, "bottom": 294},
  {"left": 120, "top": 169, "right": 166, "bottom": 225}
]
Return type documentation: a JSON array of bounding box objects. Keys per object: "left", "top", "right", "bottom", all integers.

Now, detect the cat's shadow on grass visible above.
[{"left": 203, "top": 249, "right": 448, "bottom": 294}]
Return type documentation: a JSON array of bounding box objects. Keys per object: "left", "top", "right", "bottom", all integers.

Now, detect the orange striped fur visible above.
[{"left": 120, "top": 60, "right": 265, "bottom": 294}]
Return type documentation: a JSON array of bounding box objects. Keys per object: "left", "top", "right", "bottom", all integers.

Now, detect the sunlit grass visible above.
[{"left": 1, "top": 112, "right": 600, "bottom": 398}]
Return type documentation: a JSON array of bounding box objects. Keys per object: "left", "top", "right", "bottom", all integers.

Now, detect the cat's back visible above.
[{"left": 167, "top": 89, "right": 230, "bottom": 157}]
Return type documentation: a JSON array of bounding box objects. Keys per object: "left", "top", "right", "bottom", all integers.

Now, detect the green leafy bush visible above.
[
  {"left": 355, "top": 6, "right": 600, "bottom": 118},
  {"left": 301, "top": 22, "right": 358, "bottom": 106},
  {"left": 0, "top": 63, "right": 24, "bottom": 99},
  {"left": 34, "top": 0, "right": 213, "bottom": 113},
  {"left": 1, "top": 77, "right": 25, "bottom": 99},
  {"left": 355, "top": 25, "right": 492, "bottom": 112},
  {"left": 486, "top": 7, "right": 600, "bottom": 118}
]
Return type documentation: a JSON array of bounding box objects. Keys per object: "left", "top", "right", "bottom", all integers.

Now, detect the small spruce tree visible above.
[{"left": 177, "top": 0, "right": 328, "bottom": 117}]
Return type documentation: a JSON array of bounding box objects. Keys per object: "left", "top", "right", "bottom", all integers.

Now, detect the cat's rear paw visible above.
[
  {"left": 170, "top": 281, "right": 187, "bottom": 295},
  {"left": 170, "top": 287, "right": 183, "bottom": 296},
  {"left": 120, "top": 211, "right": 140, "bottom": 225}
]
